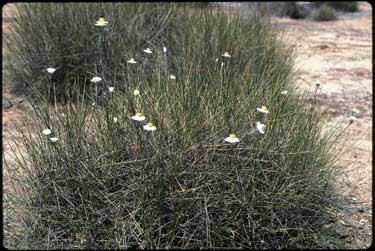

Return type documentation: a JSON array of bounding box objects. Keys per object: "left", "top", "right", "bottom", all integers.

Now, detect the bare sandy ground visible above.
[
  {"left": 273, "top": 2, "right": 372, "bottom": 203},
  {"left": 272, "top": 2, "right": 372, "bottom": 247},
  {"left": 2, "top": 2, "right": 372, "bottom": 248}
]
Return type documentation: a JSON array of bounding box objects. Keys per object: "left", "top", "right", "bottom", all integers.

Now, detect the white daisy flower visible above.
[
  {"left": 163, "top": 46, "right": 167, "bottom": 53},
  {"left": 222, "top": 52, "right": 231, "bottom": 58},
  {"left": 90, "top": 76, "right": 102, "bottom": 83},
  {"left": 256, "top": 105, "right": 269, "bottom": 114},
  {"left": 143, "top": 48, "right": 152, "bottom": 54},
  {"left": 281, "top": 90, "right": 288, "bottom": 95},
  {"left": 42, "top": 129, "right": 52, "bottom": 135},
  {"left": 113, "top": 117, "right": 118, "bottom": 123},
  {"left": 49, "top": 137, "right": 59, "bottom": 142},
  {"left": 349, "top": 116, "right": 357, "bottom": 123},
  {"left": 46, "top": 68, "right": 56, "bottom": 74},
  {"left": 143, "top": 122, "right": 157, "bottom": 131},
  {"left": 95, "top": 17, "right": 109, "bottom": 27},
  {"left": 108, "top": 86, "right": 115, "bottom": 92},
  {"left": 131, "top": 112, "right": 146, "bottom": 121},
  {"left": 127, "top": 58, "right": 137, "bottom": 64},
  {"left": 170, "top": 74, "right": 176, "bottom": 80},
  {"left": 224, "top": 133, "right": 240, "bottom": 144},
  {"left": 351, "top": 107, "right": 360, "bottom": 115},
  {"left": 133, "top": 89, "right": 140, "bottom": 96},
  {"left": 256, "top": 122, "right": 266, "bottom": 134}
]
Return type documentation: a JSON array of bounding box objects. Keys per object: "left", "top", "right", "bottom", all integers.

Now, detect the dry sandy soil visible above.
[
  {"left": 271, "top": 2, "right": 372, "bottom": 247},
  {"left": 2, "top": 2, "right": 372, "bottom": 248}
]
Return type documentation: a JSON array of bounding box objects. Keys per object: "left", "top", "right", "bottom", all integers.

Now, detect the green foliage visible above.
[
  {"left": 314, "top": 2, "right": 359, "bottom": 12},
  {"left": 329, "top": 2, "right": 359, "bottom": 12},
  {"left": 4, "top": 3, "right": 345, "bottom": 249},
  {"left": 311, "top": 4, "right": 338, "bottom": 21},
  {"left": 5, "top": 3, "right": 176, "bottom": 98}
]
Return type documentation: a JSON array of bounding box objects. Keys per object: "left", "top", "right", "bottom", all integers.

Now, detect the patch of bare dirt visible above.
[
  {"left": 2, "top": 3, "right": 31, "bottom": 191},
  {"left": 272, "top": 2, "right": 372, "bottom": 248},
  {"left": 2, "top": 3, "right": 18, "bottom": 32}
]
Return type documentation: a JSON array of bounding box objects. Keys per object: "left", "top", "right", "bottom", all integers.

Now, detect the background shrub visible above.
[
  {"left": 311, "top": 4, "right": 338, "bottom": 21},
  {"left": 4, "top": 3, "right": 345, "bottom": 249},
  {"left": 313, "top": 2, "right": 359, "bottom": 12}
]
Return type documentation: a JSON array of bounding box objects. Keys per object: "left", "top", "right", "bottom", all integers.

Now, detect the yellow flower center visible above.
[
  {"left": 98, "top": 17, "right": 105, "bottom": 22},
  {"left": 147, "top": 122, "right": 153, "bottom": 127},
  {"left": 261, "top": 106, "right": 267, "bottom": 110},
  {"left": 136, "top": 112, "right": 142, "bottom": 116},
  {"left": 229, "top": 133, "right": 236, "bottom": 139},
  {"left": 261, "top": 124, "right": 266, "bottom": 129}
]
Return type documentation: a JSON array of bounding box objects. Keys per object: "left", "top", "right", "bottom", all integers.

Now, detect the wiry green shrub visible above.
[
  {"left": 4, "top": 4, "right": 346, "bottom": 249},
  {"left": 311, "top": 4, "right": 338, "bottom": 21},
  {"left": 5, "top": 3, "right": 176, "bottom": 98}
]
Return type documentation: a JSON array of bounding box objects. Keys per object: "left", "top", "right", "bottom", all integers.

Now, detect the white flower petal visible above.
[
  {"left": 143, "top": 48, "right": 152, "bottom": 54},
  {"left": 163, "top": 46, "right": 167, "bottom": 53},
  {"left": 49, "top": 137, "right": 59, "bottom": 142},
  {"left": 144, "top": 125, "right": 157, "bottom": 131},
  {"left": 108, "top": 87, "right": 115, "bottom": 92},
  {"left": 90, "top": 76, "right": 102, "bottom": 83},
  {"left": 95, "top": 18, "right": 108, "bottom": 26},
  {"left": 131, "top": 115, "right": 146, "bottom": 121},
  {"left": 170, "top": 74, "right": 176, "bottom": 80},
  {"left": 224, "top": 137, "right": 239, "bottom": 143},
  {"left": 42, "top": 129, "right": 52, "bottom": 135},
  {"left": 46, "top": 68, "right": 56, "bottom": 74},
  {"left": 222, "top": 52, "right": 231, "bottom": 58},
  {"left": 127, "top": 58, "right": 137, "bottom": 64},
  {"left": 351, "top": 108, "right": 360, "bottom": 114},
  {"left": 256, "top": 122, "right": 265, "bottom": 134},
  {"left": 113, "top": 117, "right": 118, "bottom": 123},
  {"left": 281, "top": 90, "right": 288, "bottom": 95},
  {"left": 133, "top": 90, "right": 140, "bottom": 96},
  {"left": 256, "top": 107, "right": 269, "bottom": 114}
]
